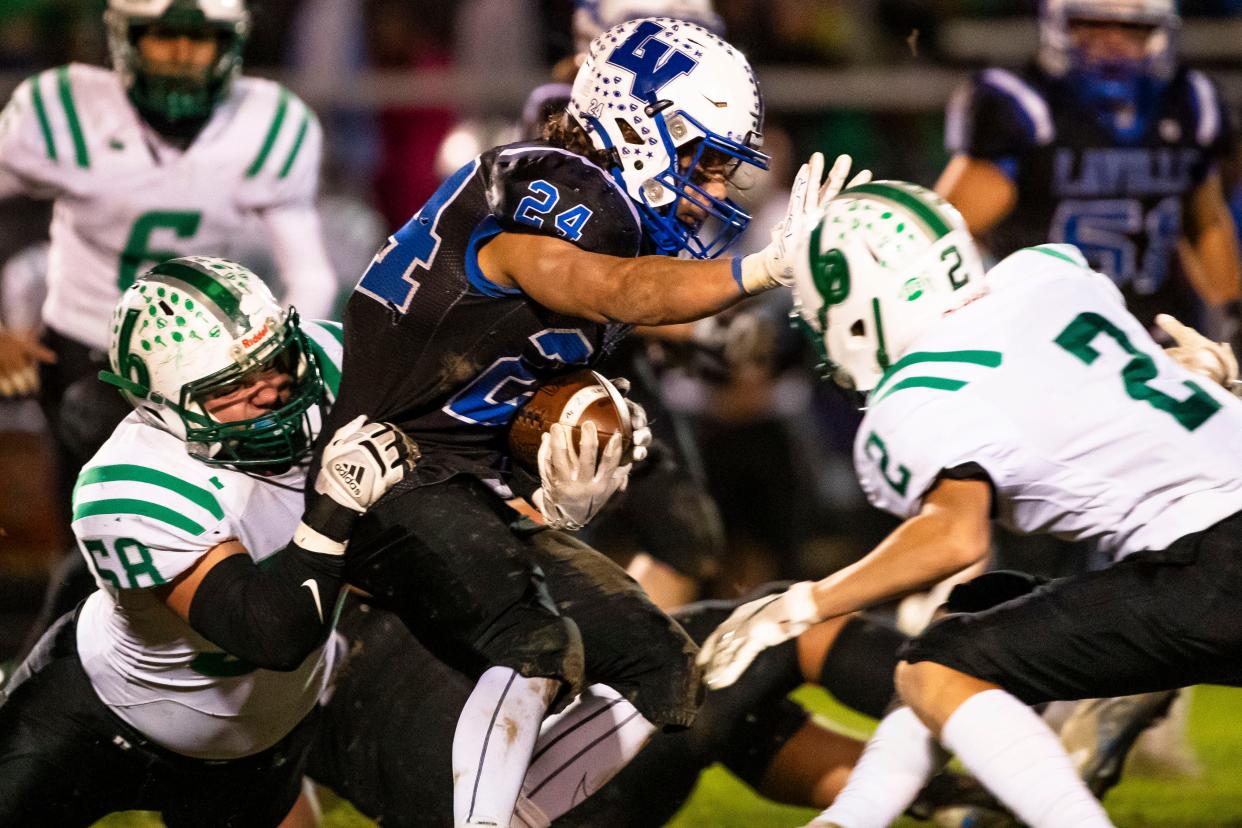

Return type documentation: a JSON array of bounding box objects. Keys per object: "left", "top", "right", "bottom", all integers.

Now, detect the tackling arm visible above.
[{"left": 699, "top": 479, "right": 992, "bottom": 689}]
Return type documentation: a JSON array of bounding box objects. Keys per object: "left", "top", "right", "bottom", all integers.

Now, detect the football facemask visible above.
[
  {"left": 105, "top": 0, "right": 250, "bottom": 132},
  {"left": 101, "top": 256, "right": 325, "bottom": 470},
  {"left": 1040, "top": 0, "right": 1178, "bottom": 113},
  {"left": 568, "top": 17, "right": 769, "bottom": 259}
]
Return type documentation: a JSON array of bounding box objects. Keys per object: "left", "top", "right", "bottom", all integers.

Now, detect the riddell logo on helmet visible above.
[{"left": 242, "top": 323, "right": 270, "bottom": 349}]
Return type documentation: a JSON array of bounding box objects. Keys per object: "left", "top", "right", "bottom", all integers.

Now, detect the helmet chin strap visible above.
[{"left": 98, "top": 369, "right": 212, "bottom": 427}]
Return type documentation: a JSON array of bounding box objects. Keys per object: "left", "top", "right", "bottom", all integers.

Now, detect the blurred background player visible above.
[
  {"left": 932, "top": 0, "right": 1234, "bottom": 778},
  {"left": 937, "top": 0, "right": 1240, "bottom": 340},
  {"left": 0, "top": 0, "right": 337, "bottom": 656},
  {"left": 0, "top": 257, "right": 412, "bottom": 825}
]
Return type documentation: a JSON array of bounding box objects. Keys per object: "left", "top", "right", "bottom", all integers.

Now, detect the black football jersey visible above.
[
  {"left": 946, "top": 64, "right": 1234, "bottom": 328},
  {"left": 328, "top": 142, "right": 642, "bottom": 484}
]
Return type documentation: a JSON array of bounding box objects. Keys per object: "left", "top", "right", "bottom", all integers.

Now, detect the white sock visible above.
[
  {"left": 812, "top": 706, "right": 944, "bottom": 828},
  {"left": 518, "top": 684, "right": 655, "bottom": 823},
  {"left": 940, "top": 689, "right": 1115, "bottom": 828},
  {"left": 453, "top": 666, "right": 557, "bottom": 827}
]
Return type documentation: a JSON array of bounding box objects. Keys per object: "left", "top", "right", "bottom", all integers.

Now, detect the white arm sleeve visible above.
[{"left": 263, "top": 204, "right": 337, "bottom": 320}]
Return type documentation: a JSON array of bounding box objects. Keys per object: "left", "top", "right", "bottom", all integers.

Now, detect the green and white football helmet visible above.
[
  {"left": 793, "top": 180, "right": 986, "bottom": 394},
  {"left": 101, "top": 256, "right": 325, "bottom": 469},
  {"left": 105, "top": 0, "right": 250, "bottom": 131}
]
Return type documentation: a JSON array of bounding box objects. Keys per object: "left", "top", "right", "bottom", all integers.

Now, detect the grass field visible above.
[{"left": 95, "top": 684, "right": 1242, "bottom": 828}]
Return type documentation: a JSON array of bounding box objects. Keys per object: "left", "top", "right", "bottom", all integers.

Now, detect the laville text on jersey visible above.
[{"left": 1053, "top": 147, "right": 1200, "bottom": 198}]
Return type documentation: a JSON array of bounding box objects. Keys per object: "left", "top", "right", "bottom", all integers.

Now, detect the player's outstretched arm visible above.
[
  {"left": 481, "top": 153, "right": 867, "bottom": 325},
  {"left": 700, "top": 478, "right": 992, "bottom": 689},
  {"left": 159, "top": 417, "right": 416, "bottom": 671}
]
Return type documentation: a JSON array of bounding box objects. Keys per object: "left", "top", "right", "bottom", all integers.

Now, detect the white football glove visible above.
[
  {"left": 532, "top": 421, "right": 630, "bottom": 531},
  {"left": 1156, "top": 313, "right": 1241, "bottom": 394},
  {"left": 738, "top": 153, "right": 872, "bottom": 294},
  {"left": 315, "top": 415, "right": 418, "bottom": 512},
  {"left": 697, "top": 581, "right": 822, "bottom": 690},
  {"left": 602, "top": 376, "right": 652, "bottom": 463}
]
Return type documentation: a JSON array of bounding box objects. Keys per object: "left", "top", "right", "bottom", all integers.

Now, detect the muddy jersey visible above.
[
  {"left": 946, "top": 64, "right": 1233, "bottom": 328},
  {"left": 855, "top": 246, "right": 1242, "bottom": 561},
  {"left": 330, "top": 142, "right": 641, "bottom": 484}
]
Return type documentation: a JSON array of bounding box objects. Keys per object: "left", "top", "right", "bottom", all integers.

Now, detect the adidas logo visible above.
[{"left": 334, "top": 461, "right": 366, "bottom": 496}]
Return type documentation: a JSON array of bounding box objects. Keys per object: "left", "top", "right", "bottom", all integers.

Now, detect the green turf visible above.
[{"left": 92, "top": 684, "right": 1242, "bottom": 828}]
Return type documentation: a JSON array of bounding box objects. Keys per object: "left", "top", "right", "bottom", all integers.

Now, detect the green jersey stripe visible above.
[
  {"left": 873, "top": 349, "right": 1002, "bottom": 395},
  {"left": 29, "top": 74, "right": 57, "bottom": 162},
  {"left": 247, "top": 87, "right": 290, "bottom": 178},
  {"left": 74, "top": 464, "right": 224, "bottom": 520},
  {"left": 305, "top": 333, "right": 341, "bottom": 397},
  {"left": 56, "top": 66, "right": 89, "bottom": 169},
  {"left": 73, "top": 498, "right": 206, "bottom": 536},
  {"left": 278, "top": 112, "right": 310, "bottom": 179},
  {"left": 873, "top": 376, "right": 968, "bottom": 403},
  {"left": 1030, "top": 245, "right": 1085, "bottom": 267},
  {"left": 318, "top": 320, "right": 344, "bottom": 345},
  {"left": 843, "top": 182, "right": 951, "bottom": 238}
]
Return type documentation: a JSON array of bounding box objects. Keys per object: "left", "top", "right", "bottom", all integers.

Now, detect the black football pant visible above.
[
  {"left": 0, "top": 611, "right": 316, "bottom": 827},
  {"left": 344, "top": 473, "right": 701, "bottom": 727}
]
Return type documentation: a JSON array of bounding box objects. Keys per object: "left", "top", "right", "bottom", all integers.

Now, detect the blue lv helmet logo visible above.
[{"left": 607, "top": 20, "right": 698, "bottom": 102}]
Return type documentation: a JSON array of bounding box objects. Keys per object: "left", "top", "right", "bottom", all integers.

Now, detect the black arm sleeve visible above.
[{"left": 187, "top": 539, "right": 345, "bottom": 672}]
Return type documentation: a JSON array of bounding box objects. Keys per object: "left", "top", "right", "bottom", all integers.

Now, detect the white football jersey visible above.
[
  {"left": 71, "top": 320, "right": 343, "bottom": 760},
  {"left": 0, "top": 63, "right": 323, "bottom": 351},
  {"left": 855, "top": 245, "right": 1242, "bottom": 560}
]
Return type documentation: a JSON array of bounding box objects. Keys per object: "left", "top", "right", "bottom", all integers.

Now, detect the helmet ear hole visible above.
[
  {"left": 615, "top": 118, "right": 643, "bottom": 145},
  {"left": 850, "top": 319, "right": 866, "bottom": 337}
]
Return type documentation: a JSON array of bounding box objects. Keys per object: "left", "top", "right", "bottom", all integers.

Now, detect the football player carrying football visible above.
[
  {"left": 936, "top": 0, "right": 1240, "bottom": 335},
  {"left": 0, "top": 257, "right": 411, "bottom": 824},
  {"left": 700, "top": 181, "right": 1242, "bottom": 828},
  {"left": 324, "top": 17, "right": 864, "bottom": 827}
]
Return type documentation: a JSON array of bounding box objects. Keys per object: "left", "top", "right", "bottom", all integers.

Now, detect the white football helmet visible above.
[
  {"left": 101, "top": 256, "right": 325, "bottom": 468},
  {"left": 105, "top": 0, "right": 250, "bottom": 130},
  {"left": 1039, "top": 0, "right": 1179, "bottom": 88},
  {"left": 572, "top": 0, "right": 724, "bottom": 53},
  {"left": 567, "top": 17, "right": 768, "bottom": 259},
  {"left": 793, "top": 181, "right": 987, "bottom": 394}
]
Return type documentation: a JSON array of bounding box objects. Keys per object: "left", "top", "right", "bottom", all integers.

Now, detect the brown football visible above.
[{"left": 508, "top": 369, "right": 633, "bottom": 469}]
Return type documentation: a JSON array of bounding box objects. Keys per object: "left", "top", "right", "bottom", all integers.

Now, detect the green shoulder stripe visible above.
[
  {"left": 278, "top": 110, "right": 311, "bottom": 179},
  {"left": 56, "top": 66, "right": 89, "bottom": 169},
  {"left": 73, "top": 498, "right": 206, "bottom": 536},
  {"left": 74, "top": 464, "right": 224, "bottom": 520},
  {"left": 28, "top": 73, "right": 57, "bottom": 162},
  {"left": 246, "top": 86, "right": 290, "bottom": 178},
  {"left": 1029, "top": 244, "right": 1087, "bottom": 267},
  {"left": 317, "top": 319, "right": 344, "bottom": 345},
  {"left": 304, "top": 331, "right": 341, "bottom": 398},
  {"left": 872, "top": 349, "right": 1002, "bottom": 397},
  {"left": 873, "top": 376, "right": 968, "bottom": 403}
]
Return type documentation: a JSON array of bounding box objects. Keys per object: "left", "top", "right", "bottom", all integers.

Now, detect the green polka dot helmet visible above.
[
  {"left": 101, "top": 256, "right": 325, "bottom": 468},
  {"left": 792, "top": 180, "right": 986, "bottom": 393}
]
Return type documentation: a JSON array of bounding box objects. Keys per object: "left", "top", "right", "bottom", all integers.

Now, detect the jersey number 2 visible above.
[{"left": 1055, "top": 311, "right": 1221, "bottom": 431}]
